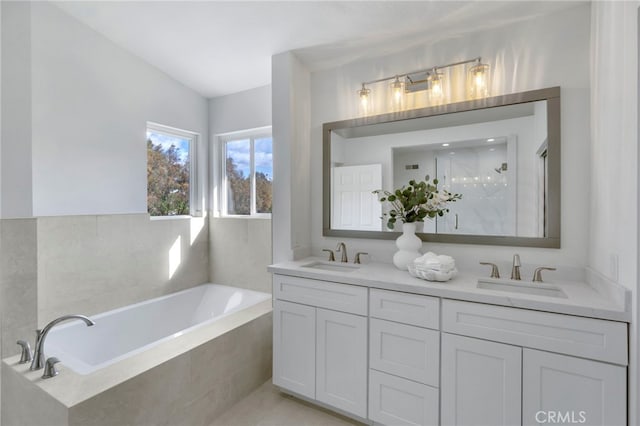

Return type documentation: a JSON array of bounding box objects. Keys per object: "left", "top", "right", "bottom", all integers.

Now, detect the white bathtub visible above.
[{"left": 44, "top": 283, "right": 271, "bottom": 375}]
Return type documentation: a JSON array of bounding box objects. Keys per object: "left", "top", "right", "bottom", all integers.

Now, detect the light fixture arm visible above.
[{"left": 360, "top": 56, "right": 481, "bottom": 87}]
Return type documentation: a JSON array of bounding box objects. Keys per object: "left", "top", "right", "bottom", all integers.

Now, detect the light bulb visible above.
[
  {"left": 468, "top": 61, "right": 490, "bottom": 99},
  {"left": 358, "top": 84, "right": 371, "bottom": 113},
  {"left": 428, "top": 68, "right": 445, "bottom": 104},
  {"left": 391, "top": 77, "right": 403, "bottom": 103}
]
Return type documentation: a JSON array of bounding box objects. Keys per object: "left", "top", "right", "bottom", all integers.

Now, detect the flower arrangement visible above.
[{"left": 373, "top": 176, "right": 462, "bottom": 230}]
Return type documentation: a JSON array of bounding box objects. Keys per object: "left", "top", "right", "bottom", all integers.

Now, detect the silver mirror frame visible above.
[{"left": 323, "top": 86, "right": 561, "bottom": 248}]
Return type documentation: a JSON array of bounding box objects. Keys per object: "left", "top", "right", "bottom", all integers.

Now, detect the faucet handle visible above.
[
  {"left": 532, "top": 267, "right": 557, "bottom": 283},
  {"left": 479, "top": 262, "right": 500, "bottom": 278},
  {"left": 354, "top": 252, "right": 369, "bottom": 264},
  {"left": 16, "top": 340, "right": 32, "bottom": 364},
  {"left": 42, "top": 357, "right": 61, "bottom": 379},
  {"left": 322, "top": 249, "right": 335, "bottom": 262}
]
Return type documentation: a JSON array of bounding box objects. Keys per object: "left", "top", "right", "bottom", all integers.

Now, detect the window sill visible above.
[
  {"left": 216, "top": 215, "right": 272, "bottom": 220},
  {"left": 149, "top": 215, "right": 195, "bottom": 221}
]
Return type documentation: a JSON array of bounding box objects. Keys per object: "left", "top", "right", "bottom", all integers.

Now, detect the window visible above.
[
  {"left": 146, "top": 123, "right": 198, "bottom": 217},
  {"left": 221, "top": 129, "right": 272, "bottom": 216}
]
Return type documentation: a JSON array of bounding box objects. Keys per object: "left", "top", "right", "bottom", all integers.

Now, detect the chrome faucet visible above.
[
  {"left": 30, "top": 314, "right": 95, "bottom": 371},
  {"left": 511, "top": 254, "right": 521, "bottom": 280},
  {"left": 336, "top": 242, "right": 348, "bottom": 263}
]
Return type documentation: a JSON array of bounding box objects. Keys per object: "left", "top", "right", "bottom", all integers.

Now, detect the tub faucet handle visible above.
[
  {"left": 479, "top": 262, "right": 500, "bottom": 279},
  {"left": 42, "top": 357, "right": 61, "bottom": 379},
  {"left": 16, "top": 340, "right": 32, "bottom": 364},
  {"left": 322, "top": 249, "right": 335, "bottom": 262}
]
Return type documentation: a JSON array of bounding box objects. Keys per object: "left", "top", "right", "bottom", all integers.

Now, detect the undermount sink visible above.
[
  {"left": 301, "top": 261, "right": 361, "bottom": 273},
  {"left": 477, "top": 278, "right": 567, "bottom": 298}
]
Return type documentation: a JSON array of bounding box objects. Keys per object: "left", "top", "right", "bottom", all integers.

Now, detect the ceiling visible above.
[{"left": 53, "top": 1, "right": 584, "bottom": 99}]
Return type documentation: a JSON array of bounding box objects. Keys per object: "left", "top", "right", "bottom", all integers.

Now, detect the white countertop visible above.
[{"left": 269, "top": 258, "right": 630, "bottom": 322}]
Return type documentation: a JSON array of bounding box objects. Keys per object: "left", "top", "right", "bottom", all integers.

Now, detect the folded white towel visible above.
[
  {"left": 436, "top": 255, "right": 455, "bottom": 271},
  {"left": 414, "top": 252, "right": 456, "bottom": 273}
]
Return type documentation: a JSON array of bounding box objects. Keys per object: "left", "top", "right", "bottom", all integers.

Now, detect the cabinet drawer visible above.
[
  {"left": 370, "top": 288, "right": 439, "bottom": 329},
  {"left": 370, "top": 318, "right": 439, "bottom": 387},
  {"left": 273, "top": 274, "right": 367, "bottom": 315},
  {"left": 369, "top": 369, "right": 438, "bottom": 426},
  {"left": 442, "top": 299, "right": 628, "bottom": 365}
]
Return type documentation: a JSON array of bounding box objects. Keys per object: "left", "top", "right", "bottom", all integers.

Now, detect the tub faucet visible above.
[
  {"left": 336, "top": 242, "right": 348, "bottom": 263},
  {"left": 30, "top": 314, "right": 95, "bottom": 371},
  {"left": 511, "top": 254, "right": 521, "bottom": 281}
]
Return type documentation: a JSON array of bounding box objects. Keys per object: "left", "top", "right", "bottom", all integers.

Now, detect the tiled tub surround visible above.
[
  {"left": 36, "top": 214, "right": 210, "bottom": 326},
  {"left": 269, "top": 259, "right": 630, "bottom": 426},
  {"left": 2, "top": 286, "right": 273, "bottom": 426}
]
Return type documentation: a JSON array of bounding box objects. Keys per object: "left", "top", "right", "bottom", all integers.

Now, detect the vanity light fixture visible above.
[{"left": 357, "top": 56, "right": 490, "bottom": 113}]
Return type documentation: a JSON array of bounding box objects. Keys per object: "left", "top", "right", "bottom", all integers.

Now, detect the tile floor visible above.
[{"left": 210, "top": 380, "right": 364, "bottom": 426}]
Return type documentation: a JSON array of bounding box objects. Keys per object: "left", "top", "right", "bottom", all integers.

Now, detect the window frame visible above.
[
  {"left": 217, "top": 126, "right": 273, "bottom": 218},
  {"left": 146, "top": 122, "right": 201, "bottom": 218}
]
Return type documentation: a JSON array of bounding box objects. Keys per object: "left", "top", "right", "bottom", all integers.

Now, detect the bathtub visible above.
[
  {"left": 2, "top": 283, "right": 273, "bottom": 426},
  {"left": 44, "top": 283, "right": 271, "bottom": 374}
]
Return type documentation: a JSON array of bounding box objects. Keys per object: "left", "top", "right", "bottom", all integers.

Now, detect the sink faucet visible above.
[
  {"left": 511, "top": 254, "right": 521, "bottom": 280},
  {"left": 336, "top": 242, "right": 348, "bottom": 263},
  {"left": 30, "top": 314, "right": 95, "bottom": 371}
]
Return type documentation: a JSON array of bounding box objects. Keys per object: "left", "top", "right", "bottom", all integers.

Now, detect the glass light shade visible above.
[
  {"left": 358, "top": 85, "right": 371, "bottom": 113},
  {"left": 468, "top": 62, "right": 490, "bottom": 99},
  {"left": 391, "top": 77, "right": 403, "bottom": 104},
  {"left": 428, "top": 70, "right": 445, "bottom": 104}
]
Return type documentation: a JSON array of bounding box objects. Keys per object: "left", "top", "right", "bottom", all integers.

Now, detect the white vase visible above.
[{"left": 393, "top": 222, "right": 422, "bottom": 270}]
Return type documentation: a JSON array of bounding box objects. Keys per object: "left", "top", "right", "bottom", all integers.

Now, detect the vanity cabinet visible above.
[
  {"left": 441, "top": 299, "right": 627, "bottom": 426},
  {"left": 272, "top": 274, "right": 368, "bottom": 419},
  {"left": 272, "top": 269, "right": 629, "bottom": 426}
]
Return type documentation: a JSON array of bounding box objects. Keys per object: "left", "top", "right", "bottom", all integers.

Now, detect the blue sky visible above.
[
  {"left": 147, "top": 131, "right": 190, "bottom": 164},
  {"left": 226, "top": 137, "right": 273, "bottom": 180}
]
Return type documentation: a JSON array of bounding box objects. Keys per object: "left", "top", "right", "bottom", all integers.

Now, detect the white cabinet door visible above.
[
  {"left": 441, "top": 333, "right": 522, "bottom": 426},
  {"left": 273, "top": 300, "right": 316, "bottom": 399},
  {"left": 316, "top": 308, "right": 368, "bottom": 418},
  {"left": 522, "top": 349, "right": 627, "bottom": 426},
  {"left": 369, "top": 369, "right": 439, "bottom": 426}
]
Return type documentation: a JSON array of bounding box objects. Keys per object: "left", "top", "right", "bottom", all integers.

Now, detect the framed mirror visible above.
[{"left": 323, "top": 87, "right": 560, "bottom": 248}]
